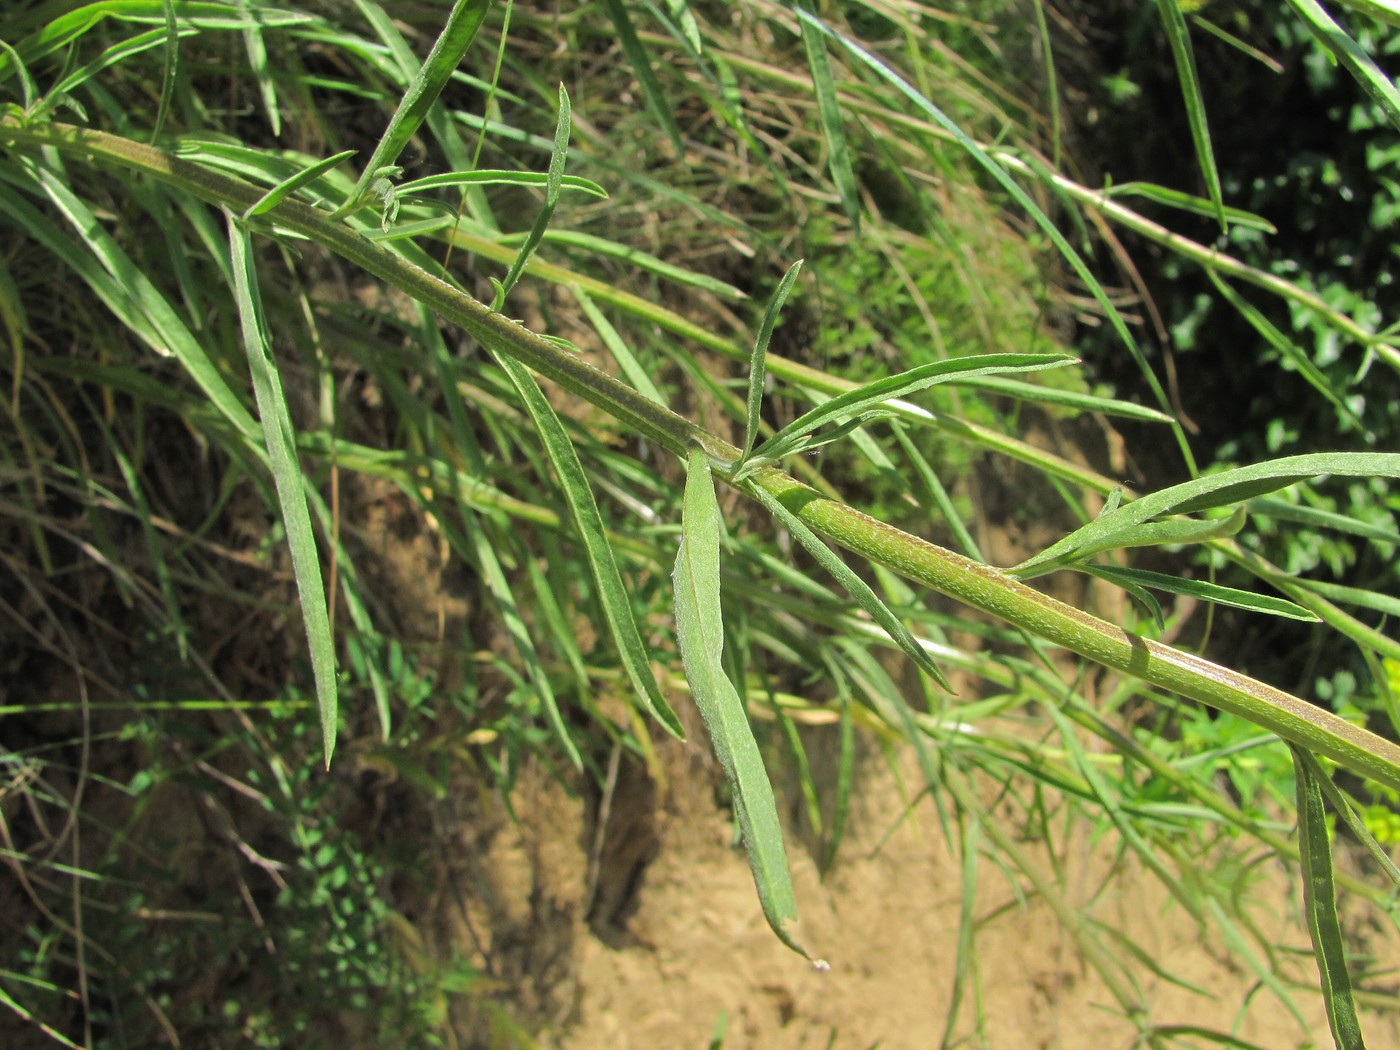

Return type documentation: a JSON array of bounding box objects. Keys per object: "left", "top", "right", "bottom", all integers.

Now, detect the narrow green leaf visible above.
[
  {"left": 244, "top": 149, "right": 357, "bottom": 218},
  {"left": 527, "top": 230, "right": 745, "bottom": 299},
  {"left": 745, "top": 478, "right": 951, "bottom": 691},
  {"left": 797, "top": 0, "right": 860, "bottom": 230},
  {"left": 226, "top": 211, "right": 338, "bottom": 766},
  {"left": 1017, "top": 505, "right": 1247, "bottom": 578},
  {"left": 32, "top": 25, "right": 201, "bottom": 120},
  {"left": 739, "top": 260, "right": 803, "bottom": 468},
  {"left": 1336, "top": 0, "right": 1400, "bottom": 29},
  {"left": 152, "top": 0, "right": 178, "bottom": 141},
  {"left": 1290, "top": 747, "right": 1367, "bottom": 1050},
  {"left": 336, "top": 0, "right": 491, "bottom": 217},
  {"left": 12, "top": 165, "right": 258, "bottom": 441},
  {"left": 673, "top": 448, "right": 822, "bottom": 964},
  {"left": 498, "top": 353, "right": 683, "bottom": 737},
  {"left": 745, "top": 353, "right": 1072, "bottom": 471},
  {"left": 1013, "top": 453, "right": 1400, "bottom": 576},
  {"left": 492, "top": 83, "right": 570, "bottom": 310},
  {"left": 1083, "top": 565, "right": 1320, "bottom": 622},
  {"left": 1285, "top": 577, "right": 1400, "bottom": 619},
  {"left": 1105, "top": 181, "right": 1276, "bottom": 232},
  {"left": 573, "top": 287, "right": 669, "bottom": 407},
  {"left": 663, "top": 0, "right": 703, "bottom": 53},
  {"left": 1287, "top": 0, "right": 1400, "bottom": 133},
  {"left": 234, "top": 0, "right": 280, "bottom": 135},
  {"left": 1248, "top": 497, "right": 1400, "bottom": 546},
  {"left": 963, "top": 375, "right": 1177, "bottom": 422},
  {"left": 1209, "top": 272, "right": 1363, "bottom": 431},
  {"left": 602, "top": 0, "right": 684, "bottom": 155},
  {"left": 396, "top": 169, "right": 606, "bottom": 198},
  {"left": 1154, "top": 0, "right": 1225, "bottom": 230}
]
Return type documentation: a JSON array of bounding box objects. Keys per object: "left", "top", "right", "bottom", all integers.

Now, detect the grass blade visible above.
[
  {"left": 739, "top": 260, "right": 802, "bottom": 468},
  {"left": 1290, "top": 746, "right": 1367, "bottom": 1050},
  {"left": 1287, "top": 0, "right": 1400, "bottom": 133},
  {"left": 796, "top": 0, "right": 860, "bottom": 230},
  {"left": 674, "top": 447, "right": 823, "bottom": 964},
  {"left": 573, "top": 287, "right": 669, "bottom": 407},
  {"left": 1154, "top": 0, "right": 1225, "bottom": 230},
  {"left": 335, "top": 0, "right": 491, "bottom": 217},
  {"left": 745, "top": 477, "right": 951, "bottom": 691},
  {"left": 226, "top": 211, "right": 338, "bottom": 765},
  {"left": 497, "top": 353, "right": 683, "bottom": 737},
  {"left": 791, "top": 3, "right": 1196, "bottom": 472},
  {"left": 602, "top": 0, "right": 684, "bottom": 155},
  {"left": 234, "top": 0, "right": 280, "bottom": 136}
]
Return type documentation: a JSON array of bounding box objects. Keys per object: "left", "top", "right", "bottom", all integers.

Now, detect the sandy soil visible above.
[{"left": 428, "top": 728, "right": 1398, "bottom": 1050}]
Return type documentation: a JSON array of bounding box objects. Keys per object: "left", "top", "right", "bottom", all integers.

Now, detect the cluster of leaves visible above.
[{"left": 2, "top": 1, "right": 1400, "bottom": 1048}]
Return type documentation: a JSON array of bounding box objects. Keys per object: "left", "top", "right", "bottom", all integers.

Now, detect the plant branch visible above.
[{"left": 9, "top": 117, "right": 1399, "bottom": 791}]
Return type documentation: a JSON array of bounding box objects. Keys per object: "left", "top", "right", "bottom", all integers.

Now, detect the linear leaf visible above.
[
  {"left": 492, "top": 83, "right": 570, "bottom": 309},
  {"left": 1209, "top": 271, "right": 1363, "bottom": 431},
  {"left": 244, "top": 149, "right": 357, "bottom": 217},
  {"left": 1287, "top": 0, "right": 1400, "bottom": 133},
  {"left": 1154, "top": 0, "right": 1225, "bottom": 229},
  {"left": 959, "top": 375, "right": 1177, "bottom": 422},
  {"left": 572, "top": 287, "right": 668, "bottom": 407},
  {"left": 1083, "top": 565, "right": 1320, "bottom": 622},
  {"left": 1016, "top": 506, "right": 1248, "bottom": 578},
  {"left": 740, "top": 260, "right": 803, "bottom": 467},
  {"left": 1104, "top": 181, "right": 1275, "bottom": 232},
  {"left": 602, "top": 0, "right": 684, "bottom": 154},
  {"left": 336, "top": 0, "right": 491, "bottom": 217},
  {"left": 234, "top": 0, "right": 280, "bottom": 135},
  {"left": 1013, "top": 453, "right": 1400, "bottom": 576},
  {"left": 673, "top": 448, "right": 821, "bottom": 964},
  {"left": 498, "top": 354, "right": 683, "bottom": 737},
  {"left": 792, "top": 4, "right": 1195, "bottom": 469},
  {"left": 396, "top": 169, "right": 606, "bottom": 198},
  {"left": 226, "top": 211, "right": 338, "bottom": 766},
  {"left": 1290, "top": 747, "right": 1367, "bottom": 1050},
  {"left": 797, "top": 0, "right": 860, "bottom": 230},
  {"left": 746, "top": 353, "right": 1072, "bottom": 471}
]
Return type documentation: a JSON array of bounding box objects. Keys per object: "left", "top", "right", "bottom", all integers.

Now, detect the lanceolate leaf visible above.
[
  {"left": 673, "top": 448, "right": 822, "bottom": 964},
  {"left": 227, "top": 212, "right": 339, "bottom": 765},
  {"left": 1290, "top": 747, "right": 1367, "bottom": 1050},
  {"left": 336, "top": 0, "right": 491, "bottom": 218},
  {"left": 1015, "top": 506, "right": 1248, "bottom": 579},
  {"left": 1287, "top": 0, "right": 1400, "bottom": 134},
  {"left": 747, "top": 353, "right": 1072, "bottom": 470},
  {"left": 1083, "top": 565, "right": 1320, "bottom": 622},
  {"left": 492, "top": 83, "right": 571, "bottom": 309},
  {"left": 1013, "top": 453, "right": 1400, "bottom": 577},
  {"left": 499, "top": 353, "right": 683, "bottom": 737}
]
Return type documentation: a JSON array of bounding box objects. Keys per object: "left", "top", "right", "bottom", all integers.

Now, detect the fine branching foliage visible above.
[{"left": 3, "top": 1, "right": 1399, "bottom": 1047}]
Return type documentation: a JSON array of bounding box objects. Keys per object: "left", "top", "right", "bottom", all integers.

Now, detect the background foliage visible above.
[{"left": 3, "top": 1, "right": 1399, "bottom": 1047}]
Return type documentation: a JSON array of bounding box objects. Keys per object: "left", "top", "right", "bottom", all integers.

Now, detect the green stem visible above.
[{"left": 9, "top": 117, "right": 1399, "bottom": 791}]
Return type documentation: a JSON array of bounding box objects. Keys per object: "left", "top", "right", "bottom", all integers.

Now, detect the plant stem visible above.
[{"left": 10, "top": 117, "right": 1399, "bottom": 791}]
